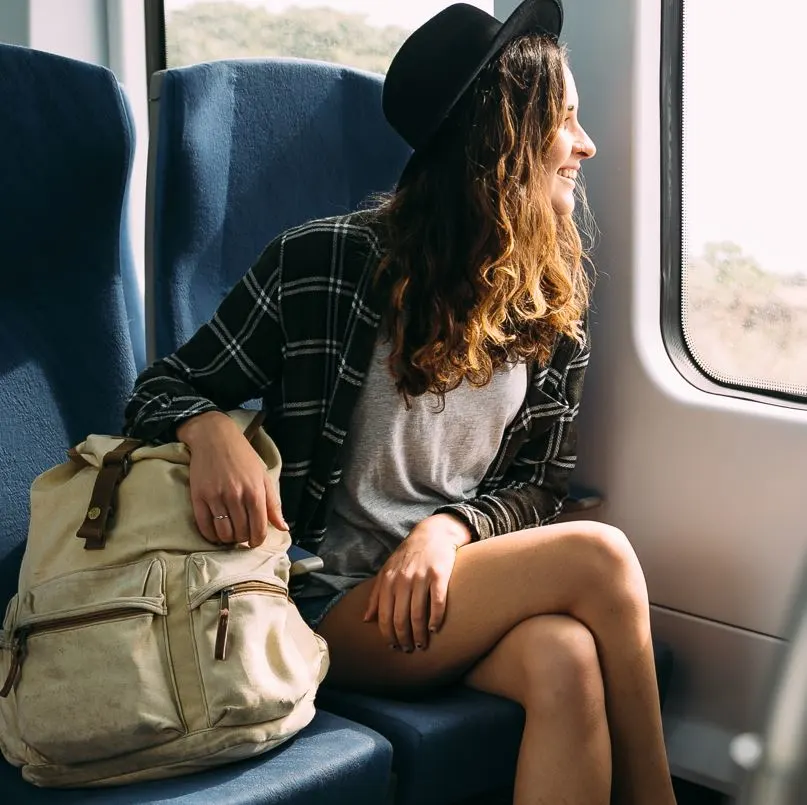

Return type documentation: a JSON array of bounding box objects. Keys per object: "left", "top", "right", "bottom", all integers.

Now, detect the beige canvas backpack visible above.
[{"left": 0, "top": 411, "right": 329, "bottom": 788}]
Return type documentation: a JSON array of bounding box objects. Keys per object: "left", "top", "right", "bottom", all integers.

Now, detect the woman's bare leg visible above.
[
  {"left": 317, "top": 520, "right": 676, "bottom": 805},
  {"left": 464, "top": 615, "right": 611, "bottom": 805}
]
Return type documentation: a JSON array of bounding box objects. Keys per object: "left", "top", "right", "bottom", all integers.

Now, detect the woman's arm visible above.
[
  {"left": 124, "top": 238, "right": 284, "bottom": 444},
  {"left": 435, "top": 328, "right": 591, "bottom": 540},
  {"left": 124, "top": 238, "right": 287, "bottom": 546},
  {"left": 364, "top": 327, "right": 590, "bottom": 650}
]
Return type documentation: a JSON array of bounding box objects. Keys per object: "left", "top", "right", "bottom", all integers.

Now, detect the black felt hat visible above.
[{"left": 383, "top": 0, "right": 564, "bottom": 166}]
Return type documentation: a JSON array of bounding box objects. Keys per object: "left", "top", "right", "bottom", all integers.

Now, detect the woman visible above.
[{"left": 125, "top": 1, "right": 677, "bottom": 803}]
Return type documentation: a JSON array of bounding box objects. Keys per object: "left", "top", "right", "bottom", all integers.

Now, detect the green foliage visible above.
[{"left": 166, "top": 2, "right": 410, "bottom": 74}]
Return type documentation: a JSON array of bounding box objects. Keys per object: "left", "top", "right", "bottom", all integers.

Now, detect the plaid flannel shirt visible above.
[{"left": 124, "top": 213, "right": 590, "bottom": 547}]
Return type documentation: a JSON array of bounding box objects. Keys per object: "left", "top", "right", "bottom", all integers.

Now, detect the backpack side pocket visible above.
[{"left": 6, "top": 558, "right": 183, "bottom": 765}]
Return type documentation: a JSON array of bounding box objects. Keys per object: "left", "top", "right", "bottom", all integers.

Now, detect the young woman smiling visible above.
[{"left": 126, "top": 2, "right": 676, "bottom": 802}]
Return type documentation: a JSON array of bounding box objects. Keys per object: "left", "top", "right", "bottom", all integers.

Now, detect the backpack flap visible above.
[{"left": 18, "top": 410, "right": 289, "bottom": 592}]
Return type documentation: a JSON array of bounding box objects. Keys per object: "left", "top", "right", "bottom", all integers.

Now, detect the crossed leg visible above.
[
  {"left": 317, "top": 520, "right": 676, "bottom": 805},
  {"left": 464, "top": 614, "right": 612, "bottom": 804}
]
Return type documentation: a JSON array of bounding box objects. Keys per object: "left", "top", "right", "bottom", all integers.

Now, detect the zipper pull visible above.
[
  {"left": 215, "top": 588, "right": 231, "bottom": 661},
  {"left": 1, "top": 628, "right": 29, "bottom": 698}
]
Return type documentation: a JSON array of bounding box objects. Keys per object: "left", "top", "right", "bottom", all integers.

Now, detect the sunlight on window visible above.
[
  {"left": 164, "top": 0, "right": 494, "bottom": 74},
  {"left": 682, "top": 0, "right": 807, "bottom": 397}
]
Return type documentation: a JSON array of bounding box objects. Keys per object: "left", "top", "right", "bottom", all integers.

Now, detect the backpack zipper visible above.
[
  {"left": 0, "top": 580, "right": 288, "bottom": 695},
  {"left": 214, "top": 581, "right": 287, "bottom": 662},
  {"left": 0, "top": 608, "right": 147, "bottom": 698},
  {"left": 0, "top": 626, "right": 29, "bottom": 698}
]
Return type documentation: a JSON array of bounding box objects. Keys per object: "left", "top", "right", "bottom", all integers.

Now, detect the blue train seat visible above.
[
  {"left": 0, "top": 42, "right": 145, "bottom": 611},
  {"left": 145, "top": 57, "right": 413, "bottom": 360},
  {"left": 146, "top": 56, "right": 673, "bottom": 805},
  {"left": 0, "top": 44, "right": 392, "bottom": 804}
]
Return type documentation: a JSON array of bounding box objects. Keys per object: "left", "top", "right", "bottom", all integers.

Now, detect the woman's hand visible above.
[
  {"left": 178, "top": 411, "right": 288, "bottom": 547},
  {"left": 364, "top": 513, "right": 472, "bottom": 652}
]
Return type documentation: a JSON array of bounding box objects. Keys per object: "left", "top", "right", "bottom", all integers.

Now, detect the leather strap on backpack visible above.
[
  {"left": 76, "top": 439, "right": 141, "bottom": 550},
  {"left": 242, "top": 410, "right": 266, "bottom": 443}
]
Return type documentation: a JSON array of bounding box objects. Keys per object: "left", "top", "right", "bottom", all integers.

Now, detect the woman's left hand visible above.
[{"left": 363, "top": 513, "right": 472, "bottom": 652}]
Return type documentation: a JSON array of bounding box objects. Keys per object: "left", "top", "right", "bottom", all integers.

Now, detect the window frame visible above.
[
  {"left": 144, "top": 0, "right": 166, "bottom": 85},
  {"left": 660, "top": 0, "right": 807, "bottom": 410}
]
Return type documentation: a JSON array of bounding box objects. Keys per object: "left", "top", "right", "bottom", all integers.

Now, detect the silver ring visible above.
[{"left": 214, "top": 514, "right": 230, "bottom": 520}]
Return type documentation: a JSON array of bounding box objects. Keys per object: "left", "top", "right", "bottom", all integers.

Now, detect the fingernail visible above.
[
  {"left": 415, "top": 643, "right": 424, "bottom": 650},
  {"left": 403, "top": 646, "right": 413, "bottom": 654},
  {"left": 429, "top": 626, "right": 437, "bottom": 633},
  {"left": 389, "top": 643, "right": 399, "bottom": 651},
  {"left": 281, "top": 520, "right": 290, "bottom": 531}
]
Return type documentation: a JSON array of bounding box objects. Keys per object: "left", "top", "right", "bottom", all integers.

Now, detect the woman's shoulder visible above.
[{"left": 274, "top": 210, "right": 386, "bottom": 271}]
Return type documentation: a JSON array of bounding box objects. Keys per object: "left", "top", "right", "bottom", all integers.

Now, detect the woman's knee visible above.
[
  {"left": 514, "top": 615, "right": 604, "bottom": 717},
  {"left": 569, "top": 521, "right": 650, "bottom": 619}
]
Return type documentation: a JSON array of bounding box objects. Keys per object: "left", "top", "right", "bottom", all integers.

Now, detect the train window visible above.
[
  {"left": 163, "top": 1, "right": 494, "bottom": 74},
  {"left": 667, "top": 0, "right": 807, "bottom": 401}
]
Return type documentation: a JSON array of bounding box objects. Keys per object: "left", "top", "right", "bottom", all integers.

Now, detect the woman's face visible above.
[{"left": 544, "top": 66, "right": 596, "bottom": 216}]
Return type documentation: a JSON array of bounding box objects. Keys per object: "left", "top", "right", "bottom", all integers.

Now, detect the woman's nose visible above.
[{"left": 578, "top": 128, "right": 596, "bottom": 159}]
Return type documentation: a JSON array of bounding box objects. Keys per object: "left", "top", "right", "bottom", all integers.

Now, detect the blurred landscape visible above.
[
  {"left": 167, "top": 1, "right": 409, "bottom": 73},
  {"left": 686, "top": 242, "right": 807, "bottom": 393},
  {"left": 167, "top": 2, "right": 807, "bottom": 396}
]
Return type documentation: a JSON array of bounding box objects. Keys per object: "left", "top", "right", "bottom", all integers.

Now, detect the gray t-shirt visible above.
[{"left": 298, "top": 335, "right": 528, "bottom": 597}]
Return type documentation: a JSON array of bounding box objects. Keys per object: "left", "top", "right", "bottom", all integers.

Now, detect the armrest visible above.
[
  {"left": 288, "top": 544, "right": 325, "bottom": 576},
  {"left": 562, "top": 484, "right": 604, "bottom": 513}
]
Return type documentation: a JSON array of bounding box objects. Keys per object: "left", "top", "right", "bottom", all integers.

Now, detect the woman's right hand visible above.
[{"left": 177, "top": 411, "right": 288, "bottom": 548}]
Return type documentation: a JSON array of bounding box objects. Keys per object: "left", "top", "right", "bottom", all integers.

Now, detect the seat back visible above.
[
  {"left": 146, "top": 57, "right": 412, "bottom": 359},
  {"left": 0, "top": 44, "right": 143, "bottom": 607}
]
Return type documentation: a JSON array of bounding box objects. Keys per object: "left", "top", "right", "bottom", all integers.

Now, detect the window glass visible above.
[
  {"left": 164, "top": 0, "right": 494, "bottom": 73},
  {"left": 682, "top": 1, "right": 807, "bottom": 396}
]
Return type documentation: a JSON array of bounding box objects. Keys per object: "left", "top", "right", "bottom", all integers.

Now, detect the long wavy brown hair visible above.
[{"left": 374, "top": 33, "right": 592, "bottom": 404}]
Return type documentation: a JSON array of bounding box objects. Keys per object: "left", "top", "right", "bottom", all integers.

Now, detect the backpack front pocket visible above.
[
  {"left": 1, "top": 558, "right": 183, "bottom": 765},
  {"left": 186, "top": 551, "right": 324, "bottom": 728}
]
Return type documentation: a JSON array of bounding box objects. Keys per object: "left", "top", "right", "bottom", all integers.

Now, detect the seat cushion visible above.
[
  {"left": 318, "top": 638, "right": 674, "bottom": 805},
  {"left": 317, "top": 687, "right": 524, "bottom": 805},
  {"left": 0, "top": 711, "right": 392, "bottom": 805}
]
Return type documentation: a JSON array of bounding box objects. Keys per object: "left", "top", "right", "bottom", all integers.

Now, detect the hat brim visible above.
[{"left": 395, "top": 0, "right": 563, "bottom": 188}]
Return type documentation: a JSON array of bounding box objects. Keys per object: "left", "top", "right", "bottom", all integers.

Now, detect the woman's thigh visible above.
[{"left": 316, "top": 519, "right": 639, "bottom": 691}]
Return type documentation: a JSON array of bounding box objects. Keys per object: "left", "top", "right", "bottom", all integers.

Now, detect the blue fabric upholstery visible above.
[
  {"left": 147, "top": 57, "right": 412, "bottom": 359},
  {"left": 317, "top": 687, "right": 524, "bottom": 805},
  {"left": 0, "top": 43, "right": 143, "bottom": 610},
  {"left": 0, "top": 45, "right": 392, "bottom": 805},
  {"left": 0, "top": 711, "right": 392, "bottom": 804}
]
